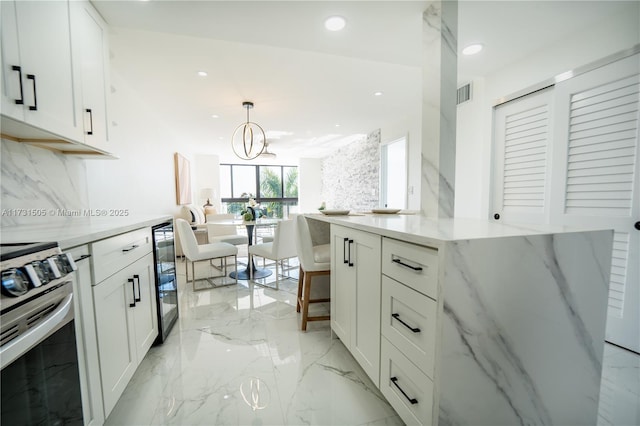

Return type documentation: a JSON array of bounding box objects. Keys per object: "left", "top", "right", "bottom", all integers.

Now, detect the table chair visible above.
[
  {"left": 295, "top": 215, "right": 331, "bottom": 331},
  {"left": 248, "top": 219, "right": 297, "bottom": 290},
  {"left": 175, "top": 218, "right": 238, "bottom": 290},
  {"left": 206, "top": 213, "right": 249, "bottom": 246}
]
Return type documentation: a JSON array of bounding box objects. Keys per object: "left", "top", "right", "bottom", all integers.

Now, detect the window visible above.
[
  {"left": 380, "top": 137, "right": 407, "bottom": 208},
  {"left": 220, "top": 164, "right": 299, "bottom": 218}
]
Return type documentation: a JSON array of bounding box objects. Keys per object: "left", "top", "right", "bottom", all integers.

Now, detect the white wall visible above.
[
  {"left": 194, "top": 154, "right": 220, "bottom": 211},
  {"left": 298, "top": 158, "right": 323, "bottom": 213},
  {"left": 85, "top": 66, "right": 186, "bottom": 217},
  {"left": 455, "top": 4, "right": 640, "bottom": 219}
]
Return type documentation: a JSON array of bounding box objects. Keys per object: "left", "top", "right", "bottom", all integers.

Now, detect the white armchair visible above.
[
  {"left": 248, "top": 219, "right": 297, "bottom": 290},
  {"left": 175, "top": 218, "right": 238, "bottom": 290},
  {"left": 206, "top": 214, "right": 249, "bottom": 246}
]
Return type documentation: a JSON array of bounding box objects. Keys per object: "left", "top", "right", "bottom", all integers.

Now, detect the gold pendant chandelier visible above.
[{"left": 231, "top": 101, "right": 266, "bottom": 160}]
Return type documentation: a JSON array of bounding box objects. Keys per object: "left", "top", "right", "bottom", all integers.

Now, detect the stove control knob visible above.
[
  {"left": 23, "top": 263, "right": 43, "bottom": 288},
  {"left": 29, "top": 260, "right": 51, "bottom": 286},
  {"left": 46, "top": 257, "right": 62, "bottom": 279},
  {"left": 1, "top": 268, "right": 29, "bottom": 297},
  {"left": 57, "top": 253, "right": 77, "bottom": 273}
]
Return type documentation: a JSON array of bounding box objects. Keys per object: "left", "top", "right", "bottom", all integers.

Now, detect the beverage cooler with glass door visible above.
[{"left": 152, "top": 221, "right": 179, "bottom": 344}]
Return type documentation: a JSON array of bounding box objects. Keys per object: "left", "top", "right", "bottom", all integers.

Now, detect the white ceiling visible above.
[{"left": 91, "top": 0, "right": 631, "bottom": 160}]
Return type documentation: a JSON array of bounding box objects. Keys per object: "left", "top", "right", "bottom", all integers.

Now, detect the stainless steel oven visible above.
[{"left": 0, "top": 242, "right": 83, "bottom": 426}]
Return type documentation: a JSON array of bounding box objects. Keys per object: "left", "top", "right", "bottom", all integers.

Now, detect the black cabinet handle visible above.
[
  {"left": 86, "top": 108, "right": 93, "bottom": 135},
  {"left": 392, "top": 257, "right": 423, "bottom": 271},
  {"left": 122, "top": 244, "right": 139, "bottom": 253},
  {"left": 348, "top": 239, "right": 354, "bottom": 267},
  {"left": 390, "top": 377, "right": 418, "bottom": 404},
  {"left": 392, "top": 313, "right": 421, "bottom": 333},
  {"left": 128, "top": 278, "right": 136, "bottom": 307},
  {"left": 494, "top": 213, "right": 500, "bottom": 220},
  {"left": 26, "top": 74, "right": 37, "bottom": 111},
  {"left": 11, "top": 65, "right": 24, "bottom": 105},
  {"left": 133, "top": 274, "right": 141, "bottom": 302},
  {"left": 634, "top": 221, "right": 640, "bottom": 231},
  {"left": 343, "top": 238, "right": 349, "bottom": 264}
]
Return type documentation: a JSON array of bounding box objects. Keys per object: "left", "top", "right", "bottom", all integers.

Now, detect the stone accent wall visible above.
[{"left": 321, "top": 129, "right": 380, "bottom": 211}]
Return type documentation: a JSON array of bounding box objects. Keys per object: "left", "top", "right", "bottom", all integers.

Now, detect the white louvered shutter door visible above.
[
  {"left": 491, "top": 88, "right": 553, "bottom": 224},
  {"left": 551, "top": 53, "right": 639, "bottom": 353}
]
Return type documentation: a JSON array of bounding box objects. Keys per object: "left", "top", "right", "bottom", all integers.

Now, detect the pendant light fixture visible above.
[
  {"left": 231, "top": 101, "right": 266, "bottom": 160},
  {"left": 260, "top": 142, "right": 276, "bottom": 158}
]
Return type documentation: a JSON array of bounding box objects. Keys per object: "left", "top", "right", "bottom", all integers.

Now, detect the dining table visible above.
[{"left": 206, "top": 217, "right": 280, "bottom": 280}]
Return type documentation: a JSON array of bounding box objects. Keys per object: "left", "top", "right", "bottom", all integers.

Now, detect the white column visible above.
[{"left": 420, "top": 0, "right": 458, "bottom": 218}]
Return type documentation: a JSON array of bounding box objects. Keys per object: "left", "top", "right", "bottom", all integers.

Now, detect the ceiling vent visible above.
[{"left": 457, "top": 82, "right": 472, "bottom": 105}]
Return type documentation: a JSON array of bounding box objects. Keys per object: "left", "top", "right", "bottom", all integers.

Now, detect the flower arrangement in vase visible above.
[{"left": 241, "top": 197, "right": 261, "bottom": 221}]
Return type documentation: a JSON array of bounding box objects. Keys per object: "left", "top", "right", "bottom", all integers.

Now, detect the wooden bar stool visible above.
[{"left": 295, "top": 215, "right": 331, "bottom": 331}]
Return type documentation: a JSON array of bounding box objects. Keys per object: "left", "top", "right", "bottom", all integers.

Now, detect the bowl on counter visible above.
[
  {"left": 371, "top": 208, "right": 401, "bottom": 214},
  {"left": 320, "top": 209, "right": 350, "bottom": 216}
]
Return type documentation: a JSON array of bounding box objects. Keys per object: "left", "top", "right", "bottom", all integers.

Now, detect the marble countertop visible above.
[
  {"left": 0, "top": 215, "right": 172, "bottom": 249},
  {"left": 307, "top": 213, "right": 611, "bottom": 247}
]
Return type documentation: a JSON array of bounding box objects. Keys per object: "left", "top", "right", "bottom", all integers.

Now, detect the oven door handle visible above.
[{"left": 0, "top": 293, "right": 73, "bottom": 370}]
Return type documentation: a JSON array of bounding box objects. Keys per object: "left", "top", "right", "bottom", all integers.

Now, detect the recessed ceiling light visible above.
[
  {"left": 211, "top": 114, "right": 219, "bottom": 119},
  {"left": 462, "top": 43, "right": 483, "bottom": 56},
  {"left": 197, "top": 71, "right": 208, "bottom": 77},
  {"left": 335, "top": 123, "right": 341, "bottom": 128},
  {"left": 374, "top": 91, "right": 383, "bottom": 97},
  {"left": 325, "top": 16, "right": 346, "bottom": 31}
]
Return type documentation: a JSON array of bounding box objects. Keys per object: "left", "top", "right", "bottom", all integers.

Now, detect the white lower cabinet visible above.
[
  {"left": 93, "top": 251, "right": 157, "bottom": 417},
  {"left": 67, "top": 245, "right": 104, "bottom": 426},
  {"left": 380, "top": 237, "right": 439, "bottom": 425},
  {"left": 330, "top": 224, "right": 382, "bottom": 386},
  {"left": 381, "top": 276, "right": 437, "bottom": 379},
  {"left": 380, "top": 337, "right": 434, "bottom": 425}
]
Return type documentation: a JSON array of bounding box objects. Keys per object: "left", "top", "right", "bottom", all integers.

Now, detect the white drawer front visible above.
[
  {"left": 382, "top": 238, "right": 438, "bottom": 299},
  {"left": 381, "top": 276, "right": 437, "bottom": 378},
  {"left": 92, "top": 228, "right": 152, "bottom": 284},
  {"left": 380, "top": 337, "right": 434, "bottom": 426}
]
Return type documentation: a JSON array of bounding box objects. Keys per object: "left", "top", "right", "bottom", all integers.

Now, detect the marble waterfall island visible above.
[{"left": 308, "top": 214, "right": 613, "bottom": 425}]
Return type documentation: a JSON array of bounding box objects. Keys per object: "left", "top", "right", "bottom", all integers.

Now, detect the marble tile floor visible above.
[{"left": 105, "top": 257, "right": 639, "bottom": 426}]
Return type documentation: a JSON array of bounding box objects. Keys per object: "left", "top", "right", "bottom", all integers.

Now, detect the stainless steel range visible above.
[{"left": 0, "top": 242, "right": 83, "bottom": 425}]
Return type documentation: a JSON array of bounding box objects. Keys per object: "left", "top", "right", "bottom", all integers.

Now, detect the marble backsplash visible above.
[{"left": 1, "top": 139, "right": 90, "bottom": 227}]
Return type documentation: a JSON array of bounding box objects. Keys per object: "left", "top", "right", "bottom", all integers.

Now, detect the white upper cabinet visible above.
[
  {"left": 0, "top": 0, "right": 81, "bottom": 141},
  {"left": 0, "top": 0, "right": 114, "bottom": 157},
  {"left": 71, "top": 0, "right": 110, "bottom": 150}
]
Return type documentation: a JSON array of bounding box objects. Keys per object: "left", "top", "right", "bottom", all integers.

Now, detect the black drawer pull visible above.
[
  {"left": 390, "top": 377, "right": 418, "bottom": 404},
  {"left": 392, "top": 257, "right": 423, "bottom": 271},
  {"left": 348, "top": 239, "right": 354, "bottom": 267},
  {"left": 75, "top": 254, "right": 92, "bottom": 262},
  {"left": 122, "top": 244, "right": 139, "bottom": 252},
  {"left": 392, "top": 313, "right": 421, "bottom": 333}
]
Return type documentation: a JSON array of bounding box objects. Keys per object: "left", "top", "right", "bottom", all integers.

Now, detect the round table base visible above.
[{"left": 230, "top": 267, "right": 273, "bottom": 280}]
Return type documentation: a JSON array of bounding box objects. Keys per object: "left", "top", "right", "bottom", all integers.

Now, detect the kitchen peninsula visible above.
[{"left": 308, "top": 213, "right": 612, "bottom": 425}]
